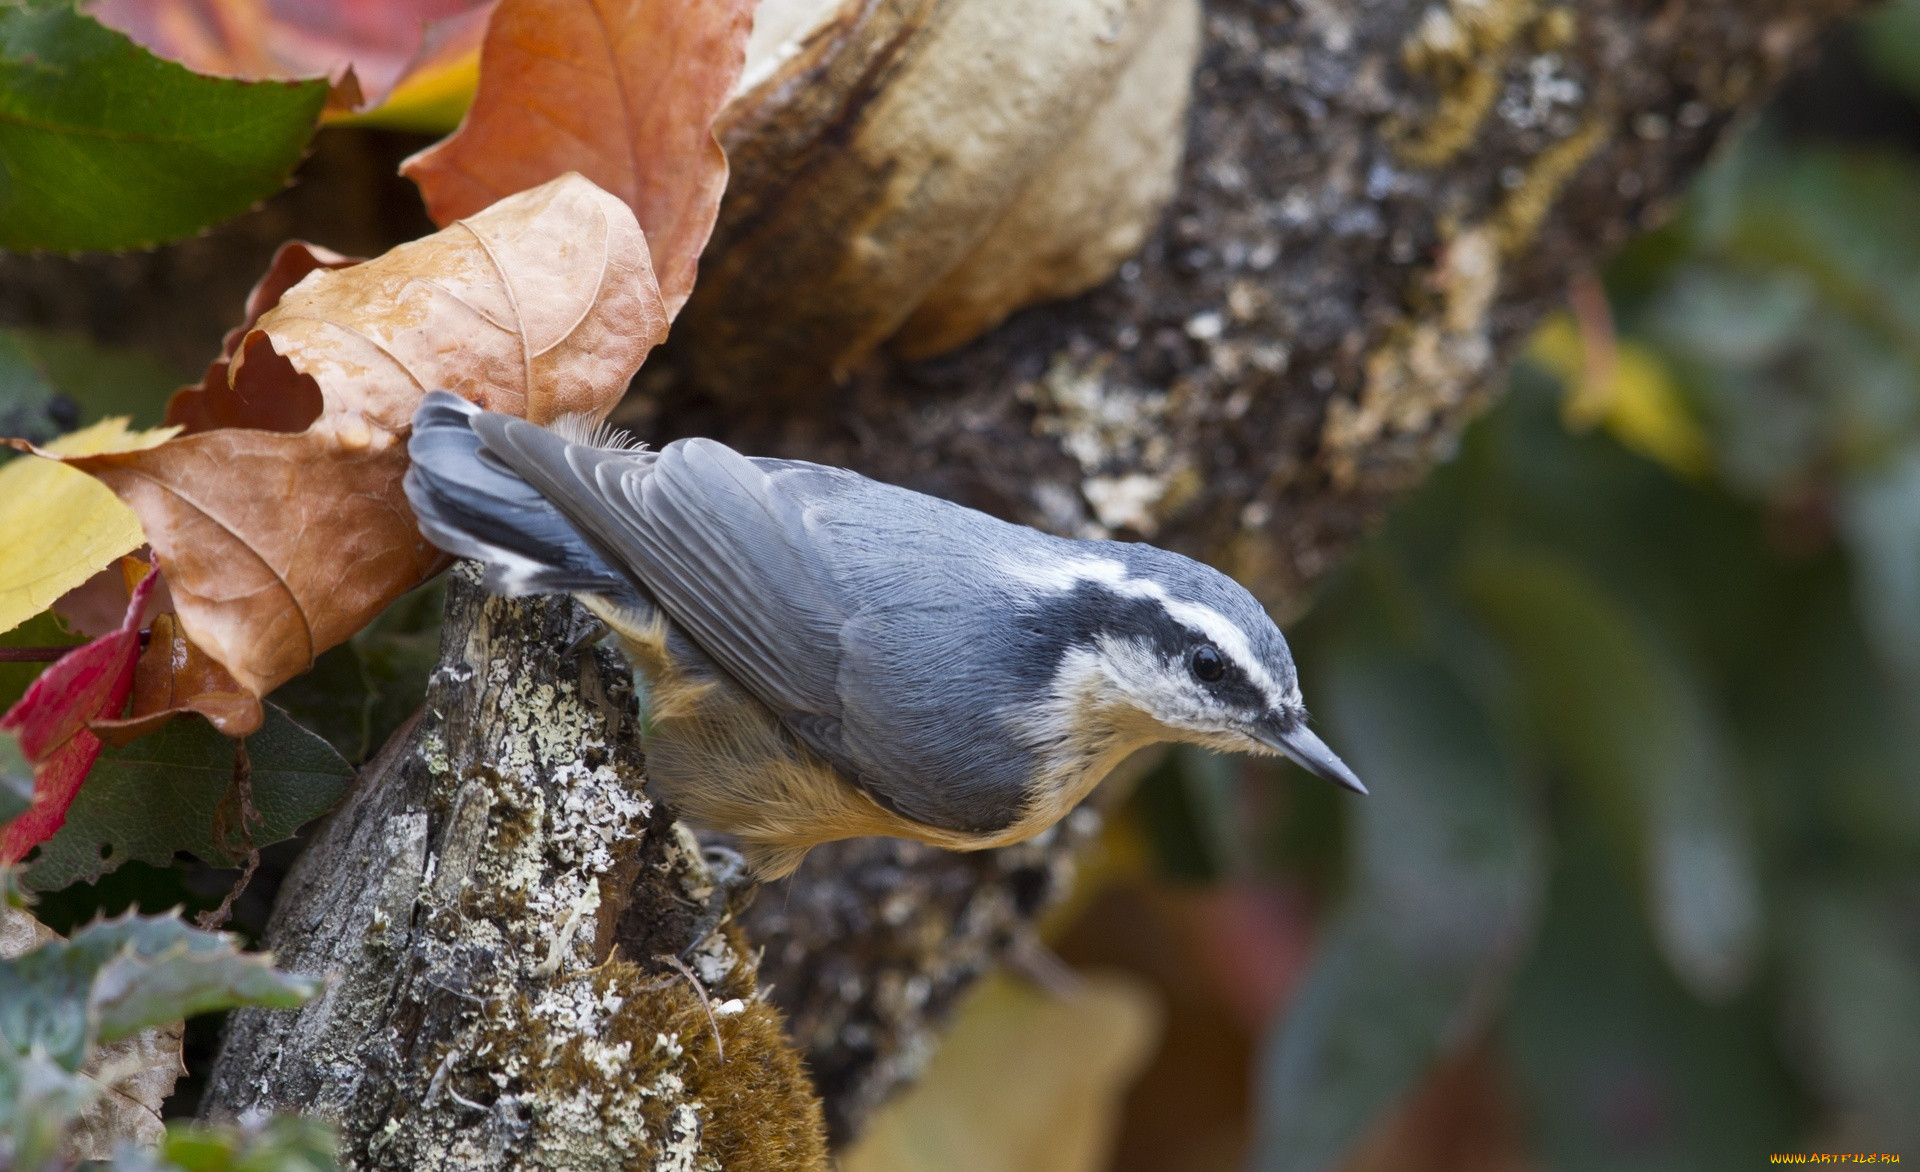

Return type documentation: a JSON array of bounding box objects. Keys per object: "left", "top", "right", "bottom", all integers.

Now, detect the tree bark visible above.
[
  {"left": 202, "top": 567, "right": 828, "bottom": 1170},
  {"left": 0, "top": 0, "right": 1860, "bottom": 1156}
]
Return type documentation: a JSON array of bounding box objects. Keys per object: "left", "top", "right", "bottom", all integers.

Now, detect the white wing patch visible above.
[{"left": 997, "top": 553, "right": 1297, "bottom": 708}]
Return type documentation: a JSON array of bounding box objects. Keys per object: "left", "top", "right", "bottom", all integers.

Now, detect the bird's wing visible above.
[
  {"left": 603, "top": 438, "right": 853, "bottom": 724},
  {"left": 468, "top": 415, "right": 1043, "bottom": 833},
  {"left": 473, "top": 416, "right": 852, "bottom": 738}
]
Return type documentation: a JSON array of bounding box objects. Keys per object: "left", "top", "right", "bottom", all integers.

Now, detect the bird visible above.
[{"left": 403, "top": 390, "right": 1365, "bottom": 879}]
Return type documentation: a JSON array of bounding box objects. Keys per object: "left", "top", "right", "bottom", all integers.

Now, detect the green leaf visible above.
[
  {"left": 90, "top": 933, "right": 318, "bottom": 1046},
  {"left": 1778, "top": 883, "right": 1920, "bottom": 1151},
  {"left": 1459, "top": 547, "right": 1763, "bottom": 1002},
  {"left": 268, "top": 578, "right": 443, "bottom": 763},
  {"left": 260, "top": 644, "right": 369, "bottom": 763},
  {"left": 1504, "top": 830, "right": 1798, "bottom": 1172},
  {"left": 133, "top": 1115, "right": 339, "bottom": 1172},
  {"left": 0, "top": 1045, "right": 98, "bottom": 1171},
  {"left": 0, "top": 731, "right": 30, "bottom": 829},
  {"left": 1251, "top": 651, "right": 1542, "bottom": 1172},
  {"left": 0, "top": 910, "right": 315, "bottom": 1074},
  {"left": 0, "top": 2, "right": 328, "bottom": 251},
  {"left": 23, "top": 703, "right": 352, "bottom": 891}
]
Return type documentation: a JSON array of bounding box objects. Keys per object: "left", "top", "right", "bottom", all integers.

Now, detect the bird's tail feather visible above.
[{"left": 404, "top": 390, "right": 635, "bottom": 599}]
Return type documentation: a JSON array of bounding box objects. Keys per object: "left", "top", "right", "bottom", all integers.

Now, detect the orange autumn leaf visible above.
[
  {"left": 72, "top": 437, "right": 441, "bottom": 706},
  {"left": 249, "top": 175, "right": 663, "bottom": 426},
  {"left": 402, "top": 0, "right": 754, "bottom": 313},
  {"left": 50, "top": 174, "right": 665, "bottom": 716}
]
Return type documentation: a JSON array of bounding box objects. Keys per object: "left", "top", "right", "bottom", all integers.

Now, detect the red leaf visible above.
[{"left": 0, "top": 568, "right": 159, "bottom": 864}]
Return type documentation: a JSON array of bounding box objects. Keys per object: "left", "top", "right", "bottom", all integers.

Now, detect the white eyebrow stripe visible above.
[{"left": 998, "top": 554, "right": 1287, "bottom": 704}]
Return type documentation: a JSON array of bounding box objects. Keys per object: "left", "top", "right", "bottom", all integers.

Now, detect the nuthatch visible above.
[{"left": 404, "top": 391, "right": 1364, "bottom": 878}]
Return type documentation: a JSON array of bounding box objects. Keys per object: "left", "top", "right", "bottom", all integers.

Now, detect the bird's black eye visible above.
[{"left": 1191, "top": 644, "right": 1226, "bottom": 683}]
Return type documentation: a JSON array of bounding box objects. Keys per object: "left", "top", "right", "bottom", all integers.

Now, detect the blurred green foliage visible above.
[
  {"left": 0, "top": 906, "right": 325, "bottom": 1171},
  {"left": 1205, "top": 12, "right": 1920, "bottom": 1167},
  {"left": 119, "top": 1115, "right": 338, "bottom": 1172},
  {"left": 0, "top": 327, "right": 185, "bottom": 467}
]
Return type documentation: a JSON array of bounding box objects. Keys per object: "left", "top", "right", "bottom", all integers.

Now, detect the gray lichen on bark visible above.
[{"left": 205, "top": 567, "right": 827, "bottom": 1170}]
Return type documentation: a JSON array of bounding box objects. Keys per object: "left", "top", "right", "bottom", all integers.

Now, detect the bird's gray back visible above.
[{"left": 746, "top": 459, "right": 1067, "bottom": 833}]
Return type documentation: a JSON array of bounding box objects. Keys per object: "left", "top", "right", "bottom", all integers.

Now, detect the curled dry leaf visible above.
[
  {"left": 86, "top": 0, "right": 495, "bottom": 112},
  {"left": 96, "top": 612, "right": 258, "bottom": 744},
  {"left": 402, "top": 0, "right": 755, "bottom": 313},
  {"left": 0, "top": 564, "right": 156, "bottom": 865},
  {"left": 681, "top": 0, "right": 1201, "bottom": 398},
  {"left": 169, "top": 239, "right": 359, "bottom": 436},
  {"left": 50, "top": 175, "right": 664, "bottom": 712}
]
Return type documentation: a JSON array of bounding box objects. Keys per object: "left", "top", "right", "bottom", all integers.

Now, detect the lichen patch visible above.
[{"left": 1020, "top": 353, "right": 1193, "bottom": 537}]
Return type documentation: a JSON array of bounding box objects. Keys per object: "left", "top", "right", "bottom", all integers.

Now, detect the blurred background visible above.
[{"left": 5, "top": 1, "right": 1919, "bottom": 1169}]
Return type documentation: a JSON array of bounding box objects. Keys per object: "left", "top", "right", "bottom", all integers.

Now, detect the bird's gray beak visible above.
[{"left": 1249, "top": 715, "right": 1368, "bottom": 795}]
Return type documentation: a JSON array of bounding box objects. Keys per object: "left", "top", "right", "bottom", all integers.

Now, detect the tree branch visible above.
[{"left": 203, "top": 568, "right": 827, "bottom": 1170}]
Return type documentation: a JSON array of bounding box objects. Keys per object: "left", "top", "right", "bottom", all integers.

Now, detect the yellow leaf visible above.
[
  {"left": 0, "top": 419, "right": 179, "bottom": 635},
  {"left": 1605, "top": 342, "right": 1714, "bottom": 479},
  {"left": 1529, "top": 313, "right": 1713, "bottom": 480},
  {"left": 324, "top": 45, "right": 480, "bottom": 133},
  {"left": 840, "top": 972, "right": 1163, "bottom": 1172}
]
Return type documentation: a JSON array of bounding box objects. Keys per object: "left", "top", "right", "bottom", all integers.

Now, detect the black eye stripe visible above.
[{"left": 1008, "top": 582, "right": 1278, "bottom": 715}]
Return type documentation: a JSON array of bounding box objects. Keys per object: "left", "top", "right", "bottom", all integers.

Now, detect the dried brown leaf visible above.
[
  {"left": 94, "top": 611, "right": 260, "bottom": 744},
  {"left": 57, "top": 174, "right": 664, "bottom": 710},
  {"left": 401, "top": 0, "right": 754, "bottom": 313},
  {"left": 167, "top": 240, "right": 357, "bottom": 437}
]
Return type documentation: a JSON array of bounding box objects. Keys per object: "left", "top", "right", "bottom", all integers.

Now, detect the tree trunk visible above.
[
  {"left": 1, "top": 0, "right": 1859, "bottom": 1157},
  {"left": 202, "top": 567, "right": 828, "bottom": 1170}
]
